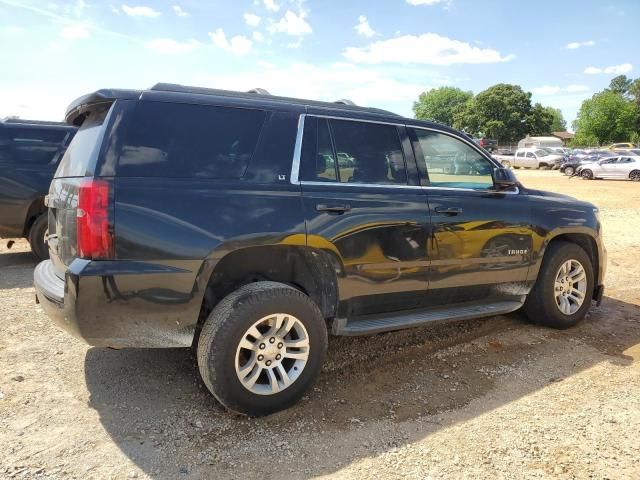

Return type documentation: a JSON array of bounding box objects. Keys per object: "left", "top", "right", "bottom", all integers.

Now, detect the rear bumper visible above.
[{"left": 34, "top": 258, "right": 204, "bottom": 348}]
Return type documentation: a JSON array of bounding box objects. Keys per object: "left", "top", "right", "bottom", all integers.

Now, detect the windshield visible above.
[{"left": 534, "top": 149, "right": 549, "bottom": 157}]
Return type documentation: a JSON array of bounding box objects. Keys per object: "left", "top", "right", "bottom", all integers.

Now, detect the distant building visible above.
[
  {"left": 551, "top": 131, "right": 575, "bottom": 146},
  {"left": 517, "top": 135, "right": 564, "bottom": 149}
]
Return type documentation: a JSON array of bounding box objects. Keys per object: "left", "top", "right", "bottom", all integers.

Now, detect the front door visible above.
[
  {"left": 299, "top": 116, "right": 431, "bottom": 318},
  {"left": 408, "top": 127, "right": 533, "bottom": 306}
]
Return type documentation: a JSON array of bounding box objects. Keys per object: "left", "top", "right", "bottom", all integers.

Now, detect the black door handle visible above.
[
  {"left": 316, "top": 204, "right": 351, "bottom": 214},
  {"left": 434, "top": 206, "right": 462, "bottom": 215}
]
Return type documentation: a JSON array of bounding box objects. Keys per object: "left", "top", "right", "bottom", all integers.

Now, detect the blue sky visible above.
[{"left": 1, "top": 0, "right": 638, "bottom": 129}]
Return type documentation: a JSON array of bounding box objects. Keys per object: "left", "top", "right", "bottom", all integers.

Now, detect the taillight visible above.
[{"left": 77, "top": 179, "right": 113, "bottom": 259}]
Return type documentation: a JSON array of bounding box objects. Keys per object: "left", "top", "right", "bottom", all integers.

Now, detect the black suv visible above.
[
  {"left": 0, "top": 118, "right": 76, "bottom": 259},
  {"left": 34, "top": 84, "right": 606, "bottom": 416}
]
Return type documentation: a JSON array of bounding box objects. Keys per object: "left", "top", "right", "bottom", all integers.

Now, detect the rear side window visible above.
[
  {"left": 300, "top": 117, "right": 407, "bottom": 185},
  {"left": 1, "top": 127, "right": 68, "bottom": 166},
  {"left": 118, "top": 102, "right": 266, "bottom": 178},
  {"left": 330, "top": 119, "right": 406, "bottom": 185}
]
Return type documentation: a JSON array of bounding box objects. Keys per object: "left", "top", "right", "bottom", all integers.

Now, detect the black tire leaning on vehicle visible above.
[
  {"left": 523, "top": 241, "right": 594, "bottom": 329},
  {"left": 564, "top": 166, "right": 574, "bottom": 176},
  {"left": 197, "top": 281, "right": 328, "bottom": 416},
  {"left": 28, "top": 214, "right": 49, "bottom": 261}
]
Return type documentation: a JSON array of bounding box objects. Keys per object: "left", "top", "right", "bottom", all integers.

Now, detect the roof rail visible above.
[
  {"left": 1, "top": 117, "right": 69, "bottom": 126},
  {"left": 247, "top": 88, "right": 271, "bottom": 95},
  {"left": 334, "top": 99, "right": 356, "bottom": 106}
]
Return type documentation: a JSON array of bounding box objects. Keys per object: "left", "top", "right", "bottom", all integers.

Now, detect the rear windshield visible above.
[
  {"left": 55, "top": 104, "right": 111, "bottom": 178},
  {"left": 116, "top": 101, "right": 266, "bottom": 178}
]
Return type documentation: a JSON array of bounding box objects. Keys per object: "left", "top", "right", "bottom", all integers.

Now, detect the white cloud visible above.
[
  {"left": 287, "top": 37, "right": 303, "bottom": 49},
  {"left": 145, "top": 38, "right": 200, "bottom": 54},
  {"left": 268, "top": 10, "right": 312, "bottom": 36},
  {"left": 202, "top": 62, "right": 426, "bottom": 110},
  {"left": 257, "top": 60, "right": 275, "bottom": 69},
  {"left": 566, "top": 84, "right": 589, "bottom": 93},
  {"left": 355, "top": 15, "right": 375, "bottom": 38},
  {"left": 406, "top": 0, "right": 450, "bottom": 5},
  {"left": 209, "top": 28, "right": 253, "bottom": 56},
  {"left": 60, "top": 23, "right": 90, "bottom": 39},
  {"left": 172, "top": 5, "right": 189, "bottom": 17},
  {"left": 252, "top": 31, "right": 265, "bottom": 42},
  {"left": 531, "top": 85, "right": 590, "bottom": 95},
  {"left": 244, "top": 13, "right": 261, "bottom": 27},
  {"left": 121, "top": 4, "right": 161, "bottom": 17},
  {"left": 566, "top": 40, "right": 595, "bottom": 49},
  {"left": 263, "top": 0, "right": 279, "bottom": 11},
  {"left": 531, "top": 85, "right": 561, "bottom": 95},
  {"left": 344, "top": 33, "right": 513, "bottom": 65},
  {"left": 584, "top": 63, "right": 632, "bottom": 75}
]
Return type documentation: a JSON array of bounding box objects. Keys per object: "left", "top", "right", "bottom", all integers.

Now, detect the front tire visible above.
[
  {"left": 630, "top": 170, "right": 640, "bottom": 181},
  {"left": 523, "top": 241, "right": 594, "bottom": 329},
  {"left": 197, "top": 282, "right": 328, "bottom": 416},
  {"left": 581, "top": 169, "right": 594, "bottom": 180},
  {"left": 28, "top": 214, "right": 49, "bottom": 261}
]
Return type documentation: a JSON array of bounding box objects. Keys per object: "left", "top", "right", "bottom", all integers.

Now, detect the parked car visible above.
[
  {"left": 0, "top": 118, "right": 76, "bottom": 259},
  {"left": 607, "top": 143, "right": 638, "bottom": 150},
  {"left": 474, "top": 138, "right": 497, "bottom": 152},
  {"left": 560, "top": 150, "right": 616, "bottom": 176},
  {"left": 577, "top": 155, "right": 640, "bottom": 180},
  {"left": 497, "top": 148, "right": 563, "bottom": 169},
  {"left": 34, "top": 84, "right": 606, "bottom": 416}
]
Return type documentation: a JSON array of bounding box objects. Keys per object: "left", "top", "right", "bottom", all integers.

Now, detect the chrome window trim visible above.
[
  {"left": 300, "top": 180, "right": 423, "bottom": 190},
  {"left": 290, "top": 113, "right": 519, "bottom": 194},
  {"left": 290, "top": 113, "right": 306, "bottom": 184}
]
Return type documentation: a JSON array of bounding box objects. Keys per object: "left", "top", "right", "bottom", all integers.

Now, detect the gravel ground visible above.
[{"left": 1, "top": 169, "right": 639, "bottom": 479}]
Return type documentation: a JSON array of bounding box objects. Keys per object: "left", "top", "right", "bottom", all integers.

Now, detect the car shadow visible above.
[
  {"left": 0, "top": 251, "right": 37, "bottom": 289},
  {"left": 84, "top": 296, "right": 640, "bottom": 479}
]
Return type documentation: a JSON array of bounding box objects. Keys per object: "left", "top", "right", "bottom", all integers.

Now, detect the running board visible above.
[{"left": 332, "top": 299, "right": 524, "bottom": 336}]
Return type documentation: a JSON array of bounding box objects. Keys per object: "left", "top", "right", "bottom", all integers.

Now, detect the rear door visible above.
[
  {"left": 299, "top": 115, "right": 431, "bottom": 317},
  {"left": 408, "top": 127, "right": 533, "bottom": 306}
]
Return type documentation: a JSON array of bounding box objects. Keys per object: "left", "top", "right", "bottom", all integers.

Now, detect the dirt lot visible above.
[{"left": 1, "top": 170, "right": 639, "bottom": 479}]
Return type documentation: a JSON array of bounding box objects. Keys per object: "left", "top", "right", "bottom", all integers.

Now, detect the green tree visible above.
[
  {"left": 527, "top": 104, "right": 555, "bottom": 135},
  {"left": 573, "top": 90, "right": 639, "bottom": 145},
  {"left": 413, "top": 86, "right": 473, "bottom": 126},
  {"left": 453, "top": 84, "right": 535, "bottom": 142},
  {"left": 608, "top": 75, "right": 632, "bottom": 97},
  {"left": 542, "top": 107, "right": 567, "bottom": 132}
]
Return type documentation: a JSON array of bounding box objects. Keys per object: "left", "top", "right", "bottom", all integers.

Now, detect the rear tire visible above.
[
  {"left": 523, "top": 241, "right": 594, "bottom": 329},
  {"left": 564, "top": 166, "right": 575, "bottom": 176},
  {"left": 28, "top": 214, "right": 49, "bottom": 261},
  {"left": 197, "top": 281, "right": 327, "bottom": 416}
]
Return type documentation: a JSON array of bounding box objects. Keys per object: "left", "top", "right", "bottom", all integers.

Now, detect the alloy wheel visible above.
[
  {"left": 554, "top": 259, "right": 587, "bottom": 315},
  {"left": 235, "top": 313, "right": 310, "bottom": 395}
]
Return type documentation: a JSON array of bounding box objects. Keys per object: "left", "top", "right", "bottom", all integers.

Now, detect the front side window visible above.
[{"left": 410, "top": 128, "right": 494, "bottom": 190}]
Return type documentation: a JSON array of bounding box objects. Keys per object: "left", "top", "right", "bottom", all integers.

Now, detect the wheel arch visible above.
[
  {"left": 193, "top": 245, "right": 340, "bottom": 346},
  {"left": 21, "top": 196, "right": 46, "bottom": 237}
]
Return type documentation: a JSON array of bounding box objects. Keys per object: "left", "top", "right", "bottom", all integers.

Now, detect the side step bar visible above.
[{"left": 332, "top": 299, "right": 524, "bottom": 336}]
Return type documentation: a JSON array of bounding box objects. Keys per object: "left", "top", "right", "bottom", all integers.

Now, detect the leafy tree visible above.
[
  {"left": 453, "top": 84, "right": 537, "bottom": 142},
  {"left": 608, "top": 75, "right": 632, "bottom": 97},
  {"left": 413, "top": 87, "right": 473, "bottom": 126},
  {"left": 573, "top": 90, "right": 639, "bottom": 145},
  {"left": 527, "top": 104, "right": 555, "bottom": 135},
  {"left": 542, "top": 107, "right": 567, "bottom": 131},
  {"left": 629, "top": 78, "right": 640, "bottom": 105}
]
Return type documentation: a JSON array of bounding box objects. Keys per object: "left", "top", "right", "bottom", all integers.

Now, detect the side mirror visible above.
[{"left": 493, "top": 168, "right": 518, "bottom": 190}]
